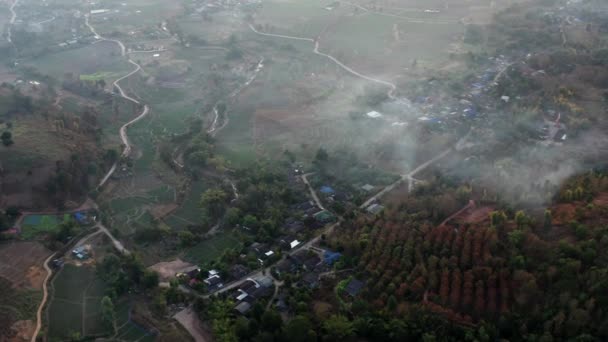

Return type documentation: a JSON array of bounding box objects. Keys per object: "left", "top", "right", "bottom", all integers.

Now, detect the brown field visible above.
[
  {"left": 550, "top": 203, "right": 577, "bottom": 226},
  {"left": 148, "top": 259, "right": 197, "bottom": 281},
  {"left": 9, "top": 320, "right": 35, "bottom": 342},
  {"left": 173, "top": 307, "right": 212, "bottom": 342},
  {"left": 150, "top": 204, "right": 179, "bottom": 220},
  {"left": 0, "top": 242, "right": 51, "bottom": 290},
  {"left": 593, "top": 193, "right": 608, "bottom": 207},
  {"left": 455, "top": 205, "right": 493, "bottom": 225}
]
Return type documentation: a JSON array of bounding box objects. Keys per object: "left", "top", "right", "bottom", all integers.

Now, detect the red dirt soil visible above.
[{"left": 0, "top": 242, "right": 51, "bottom": 290}]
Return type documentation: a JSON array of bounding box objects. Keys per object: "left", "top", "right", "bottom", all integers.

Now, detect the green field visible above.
[
  {"left": 108, "top": 196, "right": 159, "bottom": 236},
  {"left": 47, "top": 265, "right": 110, "bottom": 340},
  {"left": 22, "top": 42, "right": 131, "bottom": 81},
  {"left": 80, "top": 71, "right": 122, "bottom": 81},
  {"left": 0, "top": 277, "right": 41, "bottom": 337},
  {"left": 21, "top": 214, "right": 71, "bottom": 239},
  {"left": 184, "top": 230, "right": 241, "bottom": 264},
  {"left": 255, "top": 0, "right": 350, "bottom": 36},
  {"left": 48, "top": 265, "right": 155, "bottom": 341},
  {"left": 164, "top": 181, "right": 207, "bottom": 230}
]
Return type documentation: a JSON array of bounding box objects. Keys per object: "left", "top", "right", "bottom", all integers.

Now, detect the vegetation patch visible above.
[
  {"left": 79, "top": 72, "right": 120, "bottom": 81},
  {"left": 0, "top": 277, "right": 41, "bottom": 340},
  {"left": 183, "top": 230, "right": 241, "bottom": 264},
  {"left": 47, "top": 264, "right": 110, "bottom": 340},
  {"left": 20, "top": 214, "right": 67, "bottom": 239}
]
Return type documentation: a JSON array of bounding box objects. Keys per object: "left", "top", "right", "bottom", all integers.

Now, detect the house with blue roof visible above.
[
  {"left": 319, "top": 186, "right": 335, "bottom": 195},
  {"left": 74, "top": 212, "right": 86, "bottom": 223},
  {"left": 323, "top": 251, "right": 342, "bottom": 265}
]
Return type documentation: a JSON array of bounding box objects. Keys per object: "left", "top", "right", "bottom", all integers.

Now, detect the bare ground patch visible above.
[
  {"left": 148, "top": 259, "right": 197, "bottom": 281},
  {"left": 150, "top": 203, "right": 179, "bottom": 220},
  {"left": 457, "top": 205, "right": 493, "bottom": 224},
  {"left": 9, "top": 320, "right": 35, "bottom": 342},
  {"left": 0, "top": 242, "right": 51, "bottom": 290},
  {"left": 173, "top": 307, "right": 212, "bottom": 342}
]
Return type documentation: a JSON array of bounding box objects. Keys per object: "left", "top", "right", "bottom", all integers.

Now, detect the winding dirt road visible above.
[
  {"left": 30, "top": 15, "right": 145, "bottom": 341},
  {"left": 361, "top": 129, "right": 472, "bottom": 208},
  {"left": 249, "top": 24, "right": 399, "bottom": 99},
  {"left": 31, "top": 253, "right": 55, "bottom": 342},
  {"left": 208, "top": 57, "right": 265, "bottom": 137},
  {"left": 6, "top": 0, "right": 19, "bottom": 44},
  {"left": 173, "top": 57, "right": 264, "bottom": 168},
  {"left": 84, "top": 14, "right": 151, "bottom": 188},
  {"left": 302, "top": 173, "right": 325, "bottom": 210}
]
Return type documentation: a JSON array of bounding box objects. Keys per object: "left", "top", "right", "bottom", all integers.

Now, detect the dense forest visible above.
[{"left": 319, "top": 171, "right": 608, "bottom": 340}]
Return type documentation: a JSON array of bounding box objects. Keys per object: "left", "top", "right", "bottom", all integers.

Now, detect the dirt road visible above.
[
  {"left": 301, "top": 173, "right": 325, "bottom": 210},
  {"left": 249, "top": 24, "right": 398, "bottom": 99},
  {"left": 359, "top": 148, "right": 451, "bottom": 208},
  {"left": 28, "top": 214, "right": 129, "bottom": 342},
  {"left": 7, "top": 0, "right": 19, "bottom": 44},
  {"left": 360, "top": 129, "right": 472, "bottom": 208},
  {"left": 84, "top": 15, "right": 151, "bottom": 188},
  {"left": 84, "top": 15, "right": 126, "bottom": 56},
  {"left": 95, "top": 222, "right": 131, "bottom": 255},
  {"left": 208, "top": 57, "right": 265, "bottom": 137},
  {"left": 30, "top": 253, "right": 55, "bottom": 342}
]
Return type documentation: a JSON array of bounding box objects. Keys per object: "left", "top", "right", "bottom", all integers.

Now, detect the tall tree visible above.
[
  {"left": 323, "top": 315, "right": 355, "bottom": 340},
  {"left": 200, "top": 188, "right": 228, "bottom": 219},
  {"left": 101, "top": 296, "right": 115, "bottom": 326}
]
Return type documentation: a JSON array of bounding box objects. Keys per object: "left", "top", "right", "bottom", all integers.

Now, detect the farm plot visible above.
[
  {"left": 47, "top": 265, "right": 156, "bottom": 341},
  {"left": 163, "top": 181, "right": 207, "bottom": 231},
  {"left": 0, "top": 241, "right": 51, "bottom": 289},
  {"left": 321, "top": 13, "right": 456, "bottom": 74},
  {"left": 215, "top": 50, "right": 360, "bottom": 162},
  {"left": 253, "top": 0, "right": 350, "bottom": 36},
  {"left": 0, "top": 277, "right": 41, "bottom": 341},
  {"left": 22, "top": 41, "right": 132, "bottom": 82},
  {"left": 183, "top": 230, "right": 241, "bottom": 264},
  {"left": 20, "top": 214, "right": 71, "bottom": 240},
  {"left": 113, "top": 303, "right": 156, "bottom": 342},
  {"left": 107, "top": 191, "right": 169, "bottom": 236},
  {"left": 47, "top": 264, "right": 110, "bottom": 340}
]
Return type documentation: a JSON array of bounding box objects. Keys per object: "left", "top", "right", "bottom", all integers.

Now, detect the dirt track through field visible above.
[
  {"left": 7, "top": 0, "right": 19, "bottom": 44},
  {"left": 336, "top": 0, "right": 457, "bottom": 24},
  {"left": 84, "top": 14, "right": 151, "bottom": 188},
  {"left": 30, "top": 253, "right": 54, "bottom": 342},
  {"left": 249, "top": 24, "right": 399, "bottom": 99}
]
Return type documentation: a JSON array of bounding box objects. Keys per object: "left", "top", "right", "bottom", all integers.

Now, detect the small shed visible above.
[
  {"left": 235, "top": 302, "right": 251, "bottom": 315},
  {"left": 361, "top": 184, "right": 375, "bottom": 192},
  {"left": 366, "top": 204, "right": 385, "bottom": 215}
]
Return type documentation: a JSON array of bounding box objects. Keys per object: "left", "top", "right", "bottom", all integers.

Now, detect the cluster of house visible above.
[
  {"left": 180, "top": 264, "right": 251, "bottom": 293},
  {"left": 72, "top": 245, "right": 91, "bottom": 260},
  {"left": 274, "top": 249, "right": 341, "bottom": 290},
  {"left": 180, "top": 268, "right": 225, "bottom": 292},
  {"left": 270, "top": 249, "right": 369, "bottom": 313},
  {"left": 291, "top": 199, "right": 336, "bottom": 225},
  {"left": 231, "top": 276, "right": 275, "bottom": 315}
]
